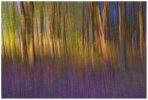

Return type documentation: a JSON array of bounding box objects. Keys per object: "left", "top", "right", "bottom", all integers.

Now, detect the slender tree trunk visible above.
[
  {"left": 2, "top": 31, "right": 5, "bottom": 60},
  {"left": 51, "top": 3, "right": 55, "bottom": 58},
  {"left": 11, "top": 2, "right": 16, "bottom": 61},
  {"left": 63, "top": 4, "right": 68, "bottom": 55},
  {"left": 100, "top": 2, "right": 108, "bottom": 58},
  {"left": 48, "top": 3, "right": 53, "bottom": 57},
  {"left": 88, "top": 3, "right": 93, "bottom": 47},
  {"left": 27, "top": 2, "right": 35, "bottom": 65},
  {"left": 39, "top": 2, "right": 44, "bottom": 58},
  {"left": 139, "top": 2, "right": 143, "bottom": 55},
  {"left": 20, "top": 2, "right": 27, "bottom": 63},
  {"left": 119, "top": 2, "right": 126, "bottom": 68},
  {"left": 91, "top": 2, "right": 98, "bottom": 48},
  {"left": 82, "top": 3, "right": 88, "bottom": 48}
]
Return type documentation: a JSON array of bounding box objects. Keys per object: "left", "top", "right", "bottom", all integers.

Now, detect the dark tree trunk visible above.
[
  {"left": 119, "top": 2, "right": 126, "bottom": 68},
  {"left": 20, "top": 2, "right": 27, "bottom": 63}
]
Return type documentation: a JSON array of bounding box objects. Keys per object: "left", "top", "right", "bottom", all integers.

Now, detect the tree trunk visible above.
[
  {"left": 38, "top": 2, "right": 44, "bottom": 58},
  {"left": 82, "top": 3, "right": 88, "bottom": 48},
  {"left": 98, "top": 2, "right": 108, "bottom": 58},
  {"left": 119, "top": 2, "right": 126, "bottom": 68},
  {"left": 139, "top": 2, "right": 143, "bottom": 55},
  {"left": 20, "top": 2, "right": 27, "bottom": 63},
  {"left": 11, "top": 2, "right": 16, "bottom": 61},
  {"left": 27, "top": 2, "right": 35, "bottom": 65}
]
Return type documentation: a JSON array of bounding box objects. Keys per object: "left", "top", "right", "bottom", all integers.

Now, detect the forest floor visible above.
[{"left": 2, "top": 51, "right": 146, "bottom": 98}]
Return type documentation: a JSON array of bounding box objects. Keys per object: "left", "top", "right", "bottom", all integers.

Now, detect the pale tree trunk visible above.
[{"left": 98, "top": 2, "right": 108, "bottom": 58}]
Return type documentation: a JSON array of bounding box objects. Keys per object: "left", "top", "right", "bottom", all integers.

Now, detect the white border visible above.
[
  {"left": 0, "top": 0, "right": 2, "bottom": 99},
  {"left": 0, "top": 0, "right": 148, "bottom": 2},
  {"left": 0, "top": 1, "right": 147, "bottom": 100}
]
